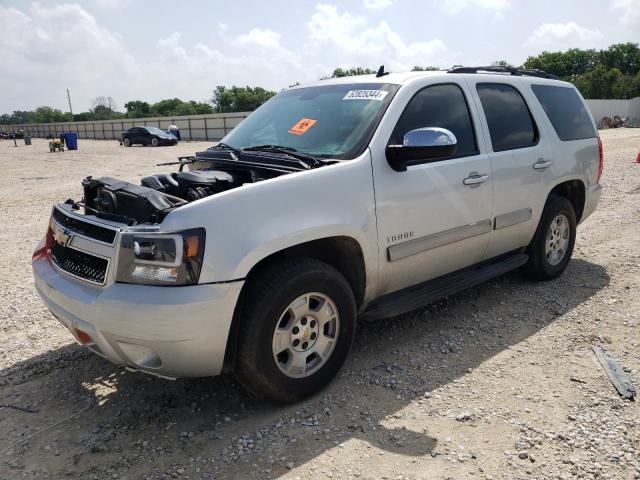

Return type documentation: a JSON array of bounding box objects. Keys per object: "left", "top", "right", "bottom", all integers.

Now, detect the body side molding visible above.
[
  {"left": 494, "top": 207, "right": 532, "bottom": 230},
  {"left": 387, "top": 220, "right": 491, "bottom": 262}
]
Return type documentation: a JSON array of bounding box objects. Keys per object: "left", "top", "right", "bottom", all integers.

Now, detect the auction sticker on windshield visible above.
[
  {"left": 288, "top": 118, "right": 317, "bottom": 135},
  {"left": 343, "top": 90, "right": 389, "bottom": 101}
]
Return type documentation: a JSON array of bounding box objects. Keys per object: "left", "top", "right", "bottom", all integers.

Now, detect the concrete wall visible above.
[
  {"left": 0, "top": 112, "right": 251, "bottom": 141},
  {"left": 585, "top": 98, "right": 640, "bottom": 122}
]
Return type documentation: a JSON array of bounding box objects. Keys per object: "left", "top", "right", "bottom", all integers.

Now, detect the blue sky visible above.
[{"left": 0, "top": 0, "right": 638, "bottom": 112}]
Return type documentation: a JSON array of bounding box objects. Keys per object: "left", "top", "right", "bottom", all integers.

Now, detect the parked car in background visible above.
[
  {"left": 121, "top": 126, "right": 177, "bottom": 147},
  {"left": 33, "top": 66, "right": 602, "bottom": 403}
]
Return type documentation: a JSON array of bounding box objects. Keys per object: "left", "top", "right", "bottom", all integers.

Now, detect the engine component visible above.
[
  {"left": 141, "top": 169, "right": 236, "bottom": 201},
  {"left": 82, "top": 177, "right": 185, "bottom": 224}
]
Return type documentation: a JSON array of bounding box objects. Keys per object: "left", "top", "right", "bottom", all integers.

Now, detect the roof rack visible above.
[{"left": 447, "top": 65, "right": 558, "bottom": 80}]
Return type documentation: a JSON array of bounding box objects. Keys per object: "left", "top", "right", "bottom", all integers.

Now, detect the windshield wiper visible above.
[
  {"left": 208, "top": 142, "right": 242, "bottom": 159},
  {"left": 243, "top": 145, "right": 323, "bottom": 168}
]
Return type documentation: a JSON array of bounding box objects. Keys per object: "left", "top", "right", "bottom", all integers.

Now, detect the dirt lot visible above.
[{"left": 1, "top": 132, "right": 639, "bottom": 480}]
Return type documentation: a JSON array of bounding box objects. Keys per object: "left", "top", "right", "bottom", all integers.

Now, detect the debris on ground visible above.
[{"left": 592, "top": 345, "right": 636, "bottom": 400}]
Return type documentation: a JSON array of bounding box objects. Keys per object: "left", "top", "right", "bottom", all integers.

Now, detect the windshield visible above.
[
  {"left": 145, "top": 126, "right": 167, "bottom": 135},
  {"left": 222, "top": 83, "right": 399, "bottom": 159}
]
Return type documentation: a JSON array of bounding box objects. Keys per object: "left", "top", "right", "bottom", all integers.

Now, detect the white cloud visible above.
[
  {"left": 307, "top": 4, "right": 450, "bottom": 70},
  {"left": 148, "top": 27, "right": 312, "bottom": 100},
  {"left": 234, "top": 28, "right": 282, "bottom": 49},
  {"left": 611, "top": 0, "right": 640, "bottom": 31},
  {"left": 523, "top": 22, "right": 605, "bottom": 50},
  {"left": 441, "top": 0, "right": 509, "bottom": 14},
  {"left": 0, "top": 3, "right": 140, "bottom": 111},
  {"left": 363, "top": 0, "right": 394, "bottom": 9}
]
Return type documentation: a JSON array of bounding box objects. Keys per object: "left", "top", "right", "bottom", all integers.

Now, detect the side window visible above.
[
  {"left": 391, "top": 83, "right": 478, "bottom": 158},
  {"left": 476, "top": 83, "right": 538, "bottom": 152},
  {"left": 531, "top": 84, "right": 596, "bottom": 141}
]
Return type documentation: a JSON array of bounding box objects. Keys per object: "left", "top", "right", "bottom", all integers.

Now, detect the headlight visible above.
[{"left": 116, "top": 228, "right": 205, "bottom": 285}]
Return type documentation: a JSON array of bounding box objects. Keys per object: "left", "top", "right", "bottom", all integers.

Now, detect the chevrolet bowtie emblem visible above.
[{"left": 53, "top": 227, "right": 73, "bottom": 247}]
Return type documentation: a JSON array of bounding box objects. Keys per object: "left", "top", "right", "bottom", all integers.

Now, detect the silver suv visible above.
[{"left": 33, "top": 67, "right": 602, "bottom": 402}]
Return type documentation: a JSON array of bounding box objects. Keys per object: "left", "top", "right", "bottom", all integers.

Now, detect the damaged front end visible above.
[
  {"left": 76, "top": 147, "right": 317, "bottom": 226},
  {"left": 41, "top": 146, "right": 327, "bottom": 287}
]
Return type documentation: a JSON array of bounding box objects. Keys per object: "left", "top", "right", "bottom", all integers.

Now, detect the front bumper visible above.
[{"left": 33, "top": 255, "right": 243, "bottom": 378}]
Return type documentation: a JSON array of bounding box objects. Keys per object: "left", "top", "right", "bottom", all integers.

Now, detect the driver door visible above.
[{"left": 371, "top": 81, "right": 493, "bottom": 296}]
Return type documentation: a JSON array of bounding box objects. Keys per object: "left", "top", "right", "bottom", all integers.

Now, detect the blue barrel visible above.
[{"left": 63, "top": 132, "right": 78, "bottom": 150}]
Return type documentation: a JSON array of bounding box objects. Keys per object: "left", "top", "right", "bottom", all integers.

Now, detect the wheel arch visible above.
[
  {"left": 547, "top": 179, "right": 586, "bottom": 223},
  {"left": 222, "top": 235, "right": 366, "bottom": 371}
]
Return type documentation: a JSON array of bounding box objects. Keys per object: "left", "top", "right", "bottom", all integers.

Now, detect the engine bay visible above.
[{"left": 77, "top": 148, "right": 312, "bottom": 224}]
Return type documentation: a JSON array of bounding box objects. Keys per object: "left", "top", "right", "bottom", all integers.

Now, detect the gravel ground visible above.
[{"left": 0, "top": 131, "right": 639, "bottom": 480}]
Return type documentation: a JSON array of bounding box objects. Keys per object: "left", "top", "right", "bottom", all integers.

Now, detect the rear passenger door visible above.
[{"left": 469, "top": 81, "right": 550, "bottom": 259}]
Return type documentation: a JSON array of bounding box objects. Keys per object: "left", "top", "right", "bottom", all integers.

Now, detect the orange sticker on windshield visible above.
[{"left": 288, "top": 118, "right": 317, "bottom": 135}]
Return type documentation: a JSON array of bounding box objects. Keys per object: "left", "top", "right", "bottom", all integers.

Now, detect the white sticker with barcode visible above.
[{"left": 343, "top": 90, "right": 389, "bottom": 101}]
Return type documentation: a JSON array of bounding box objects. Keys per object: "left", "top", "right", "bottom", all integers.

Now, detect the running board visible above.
[{"left": 361, "top": 252, "right": 528, "bottom": 321}]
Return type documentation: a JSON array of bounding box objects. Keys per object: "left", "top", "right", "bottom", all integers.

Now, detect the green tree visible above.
[
  {"left": 124, "top": 100, "right": 151, "bottom": 118},
  {"left": 411, "top": 66, "right": 440, "bottom": 71},
  {"left": 211, "top": 86, "right": 276, "bottom": 113},
  {"left": 524, "top": 43, "right": 640, "bottom": 99},
  {"left": 599, "top": 42, "right": 640, "bottom": 75},
  {"left": 330, "top": 67, "right": 376, "bottom": 77},
  {"left": 173, "top": 100, "right": 214, "bottom": 116},
  {"left": 32, "top": 106, "right": 72, "bottom": 123},
  {"left": 150, "top": 98, "right": 183, "bottom": 116}
]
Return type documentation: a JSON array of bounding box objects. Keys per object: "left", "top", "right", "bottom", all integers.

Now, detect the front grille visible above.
[
  {"left": 52, "top": 208, "right": 117, "bottom": 244},
  {"left": 51, "top": 242, "right": 108, "bottom": 284}
]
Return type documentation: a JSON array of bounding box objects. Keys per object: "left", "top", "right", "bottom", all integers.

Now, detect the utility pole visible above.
[{"left": 66, "top": 89, "right": 73, "bottom": 116}]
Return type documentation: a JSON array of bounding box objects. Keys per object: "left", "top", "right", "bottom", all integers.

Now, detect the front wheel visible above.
[
  {"left": 151, "top": 137, "right": 159, "bottom": 147},
  {"left": 523, "top": 195, "right": 576, "bottom": 280},
  {"left": 123, "top": 137, "right": 131, "bottom": 147},
  {"left": 235, "top": 259, "right": 356, "bottom": 403}
]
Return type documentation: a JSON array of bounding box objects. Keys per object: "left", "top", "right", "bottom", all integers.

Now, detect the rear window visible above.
[
  {"left": 476, "top": 83, "right": 538, "bottom": 152},
  {"left": 531, "top": 85, "right": 596, "bottom": 141}
]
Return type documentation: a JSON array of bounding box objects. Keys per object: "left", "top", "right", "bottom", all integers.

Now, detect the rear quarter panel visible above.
[{"left": 525, "top": 81, "right": 600, "bottom": 210}]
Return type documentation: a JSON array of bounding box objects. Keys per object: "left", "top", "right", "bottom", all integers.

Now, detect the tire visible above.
[
  {"left": 151, "top": 137, "right": 159, "bottom": 147},
  {"left": 123, "top": 137, "right": 131, "bottom": 147},
  {"left": 523, "top": 195, "right": 576, "bottom": 281},
  {"left": 235, "top": 259, "right": 356, "bottom": 403}
]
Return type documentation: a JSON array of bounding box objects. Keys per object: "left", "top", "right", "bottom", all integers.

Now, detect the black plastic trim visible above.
[
  {"left": 361, "top": 251, "right": 528, "bottom": 320},
  {"left": 52, "top": 207, "right": 117, "bottom": 245}
]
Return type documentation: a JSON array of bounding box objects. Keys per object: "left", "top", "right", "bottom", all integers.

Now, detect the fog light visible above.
[{"left": 131, "top": 265, "right": 178, "bottom": 282}]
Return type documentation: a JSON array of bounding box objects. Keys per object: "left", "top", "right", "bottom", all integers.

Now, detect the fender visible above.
[{"left": 159, "top": 150, "right": 381, "bottom": 298}]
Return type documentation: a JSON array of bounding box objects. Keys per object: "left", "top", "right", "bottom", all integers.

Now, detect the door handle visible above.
[
  {"left": 463, "top": 174, "right": 489, "bottom": 185},
  {"left": 533, "top": 159, "right": 553, "bottom": 170}
]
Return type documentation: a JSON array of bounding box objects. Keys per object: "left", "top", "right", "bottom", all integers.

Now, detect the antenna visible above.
[
  {"left": 376, "top": 65, "right": 389, "bottom": 78},
  {"left": 66, "top": 88, "right": 74, "bottom": 116}
]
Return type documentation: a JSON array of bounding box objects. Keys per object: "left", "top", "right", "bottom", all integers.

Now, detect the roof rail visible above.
[{"left": 447, "top": 65, "right": 558, "bottom": 80}]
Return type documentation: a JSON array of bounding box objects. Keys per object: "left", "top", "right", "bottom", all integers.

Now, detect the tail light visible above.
[
  {"left": 597, "top": 135, "right": 603, "bottom": 182},
  {"left": 32, "top": 226, "right": 54, "bottom": 261}
]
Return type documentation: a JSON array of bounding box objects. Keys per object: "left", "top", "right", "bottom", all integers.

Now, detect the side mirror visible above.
[{"left": 385, "top": 127, "right": 457, "bottom": 172}]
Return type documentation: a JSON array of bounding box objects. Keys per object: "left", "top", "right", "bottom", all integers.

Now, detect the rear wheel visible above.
[
  {"left": 123, "top": 137, "right": 131, "bottom": 147},
  {"left": 523, "top": 195, "right": 576, "bottom": 280},
  {"left": 235, "top": 259, "right": 356, "bottom": 403}
]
